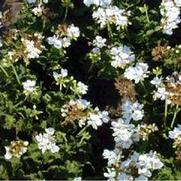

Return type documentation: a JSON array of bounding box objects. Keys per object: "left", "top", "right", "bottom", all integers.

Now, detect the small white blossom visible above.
[
  {"left": 169, "top": 124, "right": 181, "bottom": 139},
  {"left": 104, "top": 168, "right": 116, "bottom": 181},
  {"left": 117, "top": 173, "right": 133, "bottom": 181},
  {"left": 77, "top": 81, "right": 88, "bottom": 95},
  {"left": 111, "top": 119, "right": 139, "bottom": 149},
  {"left": 93, "top": 36, "right": 106, "bottom": 48},
  {"left": 124, "top": 63, "right": 149, "bottom": 84},
  {"left": 22, "top": 80, "right": 36, "bottom": 92},
  {"left": 47, "top": 35, "right": 63, "bottom": 49},
  {"left": 83, "top": 0, "right": 112, "bottom": 7},
  {"left": 32, "top": 5, "right": 43, "bottom": 17},
  {"left": 103, "top": 149, "right": 120, "bottom": 166},
  {"left": 67, "top": 24, "right": 80, "bottom": 40},
  {"left": 88, "top": 112, "right": 103, "bottom": 129},
  {"left": 160, "top": 0, "right": 181, "bottom": 35},
  {"left": 121, "top": 100, "right": 144, "bottom": 123},
  {"left": 153, "top": 87, "right": 168, "bottom": 101},
  {"left": 110, "top": 45, "right": 135, "bottom": 68},
  {"left": 92, "top": 6, "right": 129, "bottom": 29},
  {"left": 73, "top": 177, "right": 82, "bottom": 181},
  {"left": 23, "top": 39, "right": 42, "bottom": 59},
  {"left": 150, "top": 76, "right": 163, "bottom": 87},
  {"left": 35, "top": 128, "right": 60, "bottom": 153}
]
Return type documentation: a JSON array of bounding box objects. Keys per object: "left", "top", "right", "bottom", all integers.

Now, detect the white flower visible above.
[
  {"left": 110, "top": 45, "right": 135, "bottom": 68},
  {"left": 137, "top": 151, "right": 163, "bottom": 177},
  {"left": 121, "top": 100, "right": 144, "bottom": 123},
  {"left": 135, "top": 175, "right": 148, "bottom": 181},
  {"left": 150, "top": 76, "right": 163, "bottom": 87},
  {"left": 23, "top": 39, "right": 42, "bottom": 59},
  {"left": 83, "top": 0, "right": 112, "bottom": 7},
  {"left": 67, "top": 24, "right": 80, "bottom": 40},
  {"left": 77, "top": 81, "right": 88, "bottom": 95},
  {"left": 104, "top": 168, "right": 116, "bottom": 181},
  {"left": 124, "top": 63, "right": 149, "bottom": 83},
  {"left": 22, "top": 80, "right": 36, "bottom": 92},
  {"left": 169, "top": 124, "right": 181, "bottom": 139},
  {"left": 111, "top": 119, "right": 139, "bottom": 149},
  {"left": 47, "top": 35, "right": 63, "bottom": 49},
  {"left": 175, "top": 0, "right": 181, "bottom": 7},
  {"left": 92, "top": 6, "right": 129, "bottom": 29},
  {"left": 93, "top": 36, "right": 106, "bottom": 48},
  {"left": 27, "top": 0, "right": 36, "bottom": 3},
  {"left": 4, "top": 140, "right": 29, "bottom": 160},
  {"left": 53, "top": 68, "right": 68, "bottom": 79},
  {"left": 160, "top": 0, "right": 181, "bottom": 35},
  {"left": 117, "top": 173, "right": 133, "bottom": 181},
  {"left": 153, "top": 87, "right": 168, "bottom": 101},
  {"left": 32, "top": 5, "right": 43, "bottom": 16},
  {"left": 0, "top": 38, "right": 3, "bottom": 47},
  {"left": 35, "top": 128, "right": 60, "bottom": 153},
  {"left": 73, "top": 177, "right": 82, "bottom": 181},
  {"left": 88, "top": 112, "right": 103, "bottom": 129},
  {"left": 103, "top": 149, "right": 120, "bottom": 166}
]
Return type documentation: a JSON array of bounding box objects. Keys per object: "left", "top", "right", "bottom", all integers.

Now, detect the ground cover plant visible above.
[{"left": 0, "top": 0, "right": 181, "bottom": 180}]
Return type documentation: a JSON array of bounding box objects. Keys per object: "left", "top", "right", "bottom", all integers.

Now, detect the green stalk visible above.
[
  {"left": 0, "top": 65, "right": 9, "bottom": 77},
  {"left": 164, "top": 99, "right": 168, "bottom": 126},
  {"left": 63, "top": 7, "right": 68, "bottom": 22},
  {"left": 171, "top": 105, "right": 180, "bottom": 128},
  {"left": 11, "top": 64, "right": 21, "bottom": 85},
  {"left": 144, "top": 4, "right": 150, "bottom": 23},
  {"left": 107, "top": 22, "right": 113, "bottom": 39}
]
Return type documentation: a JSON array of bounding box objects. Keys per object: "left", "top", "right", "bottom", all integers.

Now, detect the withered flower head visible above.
[
  {"left": 165, "top": 72, "right": 181, "bottom": 105},
  {"left": 138, "top": 123, "right": 158, "bottom": 141},
  {"left": 61, "top": 100, "right": 90, "bottom": 126},
  {"left": 4, "top": 140, "right": 29, "bottom": 159},
  {"left": 114, "top": 78, "right": 136, "bottom": 100},
  {"left": 56, "top": 24, "right": 68, "bottom": 37},
  {"left": 151, "top": 43, "right": 169, "bottom": 61}
]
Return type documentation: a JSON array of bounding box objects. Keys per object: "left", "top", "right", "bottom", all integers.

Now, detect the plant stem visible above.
[
  {"left": 144, "top": 4, "right": 150, "bottom": 22},
  {"left": 63, "top": 7, "right": 68, "bottom": 22},
  {"left": 164, "top": 99, "right": 168, "bottom": 126},
  {"left": 11, "top": 64, "right": 21, "bottom": 85},
  {"left": 107, "top": 23, "right": 113, "bottom": 39},
  {"left": 171, "top": 105, "right": 180, "bottom": 128},
  {"left": 0, "top": 65, "right": 9, "bottom": 77},
  {"left": 77, "top": 125, "right": 89, "bottom": 137}
]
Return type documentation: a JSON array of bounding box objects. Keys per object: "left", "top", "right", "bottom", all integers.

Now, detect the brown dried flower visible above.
[
  {"left": 151, "top": 44, "right": 169, "bottom": 61},
  {"left": 114, "top": 78, "right": 136, "bottom": 101}
]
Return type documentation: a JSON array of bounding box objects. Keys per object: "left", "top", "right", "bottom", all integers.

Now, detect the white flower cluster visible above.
[
  {"left": 77, "top": 81, "right": 88, "bottom": 95},
  {"left": 124, "top": 63, "right": 149, "bottom": 84},
  {"left": 23, "top": 39, "right": 42, "bottom": 59},
  {"left": 22, "top": 80, "right": 37, "bottom": 93},
  {"left": 53, "top": 68, "right": 68, "bottom": 80},
  {"left": 83, "top": 0, "right": 111, "bottom": 7},
  {"left": 110, "top": 45, "right": 135, "bottom": 68},
  {"left": 4, "top": 140, "right": 29, "bottom": 160},
  {"left": 27, "top": 0, "right": 48, "bottom": 3},
  {"left": 32, "top": 5, "right": 43, "bottom": 17},
  {"left": 93, "top": 36, "right": 106, "bottom": 48},
  {"left": 119, "top": 151, "right": 163, "bottom": 180},
  {"left": 169, "top": 124, "right": 181, "bottom": 140},
  {"left": 35, "top": 128, "right": 60, "bottom": 153},
  {"left": 121, "top": 100, "right": 144, "bottom": 123},
  {"left": 92, "top": 6, "right": 129, "bottom": 29},
  {"left": 151, "top": 76, "right": 168, "bottom": 101},
  {"left": 103, "top": 149, "right": 163, "bottom": 181},
  {"left": 111, "top": 119, "right": 139, "bottom": 149},
  {"left": 47, "top": 24, "right": 80, "bottom": 49},
  {"left": 160, "top": 0, "right": 181, "bottom": 35},
  {"left": 61, "top": 99, "right": 109, "bottom": 129}
]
